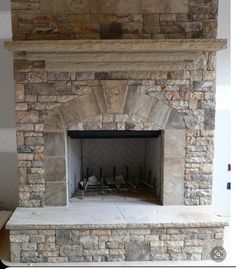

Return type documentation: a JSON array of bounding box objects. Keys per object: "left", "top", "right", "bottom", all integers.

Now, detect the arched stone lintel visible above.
[{"left": 43, "top": 90, "right": 186, "bottom": 132}]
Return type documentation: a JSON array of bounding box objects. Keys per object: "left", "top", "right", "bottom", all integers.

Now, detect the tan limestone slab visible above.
[
  {"left": 5, "top": 204, "right": 228, "bottom": 230},
  {"left": 163, "top": 157, "right": 185, "bottom": 205},
  {"left": 4, "top": 39, "right": 227, "bottom": 53}
]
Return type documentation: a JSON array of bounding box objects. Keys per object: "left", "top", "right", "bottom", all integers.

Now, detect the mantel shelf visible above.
[
  {"left": 5, "top": 39, "right": 227, "bottom": 72},
  {"left": 5, "top": 39, "right": 227, "bottom": 53}
]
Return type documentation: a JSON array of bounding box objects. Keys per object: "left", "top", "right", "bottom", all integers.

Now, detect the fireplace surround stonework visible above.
[{"left": 5, "top": 0, "right": 229, "bottom": 264}]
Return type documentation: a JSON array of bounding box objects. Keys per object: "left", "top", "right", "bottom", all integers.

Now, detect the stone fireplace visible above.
[{"left": 5, "top": 0, "right": 228, "bottom": 264}]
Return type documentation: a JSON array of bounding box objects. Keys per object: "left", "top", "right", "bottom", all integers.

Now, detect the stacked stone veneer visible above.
[
  {"left": 11, "top": 0, "right": 218, "bottom": 40},
  {"left": 10, "top": 226, "right": 224, "bottom": 263},
  {"left": 15, "top": 59, "right": 215, "bottom": 207}
]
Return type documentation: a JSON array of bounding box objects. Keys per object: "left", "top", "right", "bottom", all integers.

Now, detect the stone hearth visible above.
[
  {"left": 7, "top": 204, "right": 227, "bottom": 263},
  {"left": 5, "top": 0, "right": 228, "bottom": 264}
]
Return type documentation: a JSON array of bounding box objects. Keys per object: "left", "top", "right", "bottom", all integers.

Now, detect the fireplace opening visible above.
[{"left": 67, "top": 130, "right": 163, "bottom": 204}]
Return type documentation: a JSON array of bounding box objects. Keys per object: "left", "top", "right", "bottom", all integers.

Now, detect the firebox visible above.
[{"left": 67, "top": 130, "right": 162, "bottom": 202}]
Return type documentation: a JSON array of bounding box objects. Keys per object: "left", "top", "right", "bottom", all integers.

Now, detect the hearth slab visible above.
[{"left": 6, "top": 203, "right": 228, "bottom": 230}]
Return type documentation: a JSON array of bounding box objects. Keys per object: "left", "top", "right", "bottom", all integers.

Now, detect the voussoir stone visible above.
[{"left": 101, "top": 80, "right": 128, "bottom": 114}]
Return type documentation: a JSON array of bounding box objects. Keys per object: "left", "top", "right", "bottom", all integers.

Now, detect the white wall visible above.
[
  {"left": 0, "top": 2, "right": 18, "bottom": 209},
  {"left": 212, "top": 0, "right": 231, "bottom": 216}
]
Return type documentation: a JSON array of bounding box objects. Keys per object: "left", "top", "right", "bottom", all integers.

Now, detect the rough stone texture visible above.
[
  {"left": 11, "top": 0, "right": 218, "bottom": 41},
  {"left": 7, "top": 2, "right": 226, "bottom": 263},
  {"left": 9, "top": 226, "right": 225, "bottom": 263},
  {"left": 11, "top": 50, "right": 219, "bottom": 207}
]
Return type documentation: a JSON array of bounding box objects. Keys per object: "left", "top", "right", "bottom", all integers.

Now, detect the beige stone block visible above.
[
  {"left": 26, "top": 95, "right": 37, "bottom": 103},
  {"left": 35, "top": 124, "right": 44, "bottom": 132},
  {"left": 16, "top": 103, "right": 28, "bottom": 111},
  {"left": 203, "top": 71, "right": 216, "bottom": 81},
  {"left": 44, "top": 132, "right": 65, "bottom": 157},
  {"left": 67, "top": 0, "right": 90, "bottom": 14},
  {"left": 102, "top": 114, "right": 114, "bottom": 122},
  {"left": 114, "top": 0, "right": 140, "bottom": 14},
  {"left": 70, "top": 14, "right": 90, "bottom": 26},
  {"left": 110, "top": 249, "right": 125, "bottom": 256},
  {"left": 16, "top": 124, "right": 34, "bottom": 131},
  {"left": 166, "top": 109, "right": 185, "bottom": 130},
  {"left": 144, "top": 235, "right": 160, "bottom": 241},
  {"left": 81, "top": 115, "right": 102, "bottom": 124},
  {"left": 18, "top": 167, "right": 27, "bottom": 184},
  {"left": 72, "top": 85, "right": 93, "bottom": 96},
  {"left": 117, "top": 122, "right": 125, "bottom": 130},
  {"left": 82, "top": 122, "right": 102, "bottom": 130},
  {"left": 38, "top": 243, "right": 58, "bottom": 252},
  {"left": 130, "top": 235, "right": 145, "bottom": 241},
  {"left": 34, "top": 153, "right": 44, "bottom": 161},
  {"left": 44, "top": 111, "right": 65, "bottom": 132},
  {"left": 77, "top": 92, "right": 100, "bottom": 120},
  {"left": 149, "top": 101, "right": 171, "bottom": 128},
  {"left": 14, "top": 60, "right": 31, "bottom": 72},
  {"left": 44, "top": 157, "right": 66, "bottom": 182},
  {"left": 40, "top": 0, "right": 66, "bottom": 15},
  {"left": 90, "top": 0, "right": 114, "bottom": 14},
  {"left": 56, "top": 95, "right": 75, "bottom": 103},
  {"left": 108, "top": 235, "right": 130, "bottom": 243},
  {"left": 29, "top": 235, "right": 45, "bottom": 243},
  {"left": 102, "top": 122, "right": 116, "bottom": 130},
  {"left": 125, "top": 90, "right": 154, "bottom": 119},
  {"left": 38, "top": 95, "right": 57, "bottom": 103},
  {"left": 10, "top": 235, "right": 29, "bottom": 243},
  {"left": 16, "top": 132, "right": 24, "bottom": 145},
  {"left": 17, "top": 160, "right": 31, "bottom": 168},
  {"left": 11, "top": 243, "right": 21, "bottom": 263},
  {"left": 101, "top": 80, "right": 128, "bottom": 114},
  {"left": 140, "top": 0, "right": 159, "bottom": 13},
  {"left": 48, "top": 257, "right": 68, "bottom": 262},
  {"left": 163, "top": 158, "right": 184, "bottom": 205},
  {"left": 93, "top": 86, "right": 107, "bottom": 114},
  {"left": 28, "top": 72, "right": 47, "bottom": 83},
  {"left": 16, "top": 84, "right": 25, "bottom": 102},
  {"left": 45, "top": 182, "right": 67, "bottom": 206},
  {"left": 59, "top": 99, "right": 81, "bottom": 128},
  {"left": 165, "top": 130, "right": 185, "bottom": 158},
  {"left": 18, "top": 153, "right": 34, "bottom": 161},
  {"left": 16, "top": 111, "right": 39, "bottom": 124},
  {"left": 163, "top": 0, "right": 188, "bottom": 13}
]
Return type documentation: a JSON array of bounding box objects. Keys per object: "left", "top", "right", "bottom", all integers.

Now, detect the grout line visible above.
[{"left": 113, "top": 202, "right": 127, "bottom": 222}]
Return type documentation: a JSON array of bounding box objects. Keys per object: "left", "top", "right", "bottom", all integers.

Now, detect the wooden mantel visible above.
[{"left": 4, "top": 39, "right": 227, "bottom": 72}]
